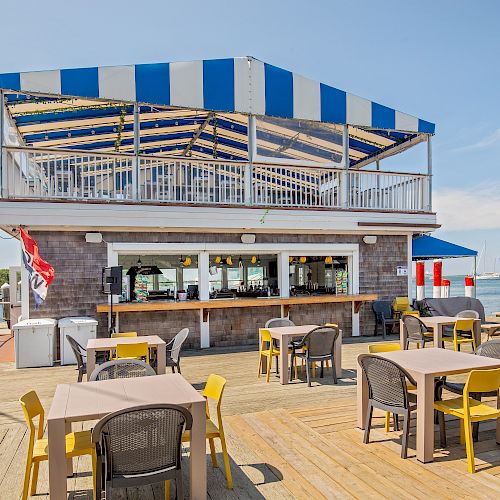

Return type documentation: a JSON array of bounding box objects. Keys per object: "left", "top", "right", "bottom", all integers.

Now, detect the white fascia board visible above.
[{"left": 0, "top": 201, "right": 437, "bottom": 233}]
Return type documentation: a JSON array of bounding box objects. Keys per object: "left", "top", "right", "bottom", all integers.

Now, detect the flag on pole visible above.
[{"left": 20, "top": 227, "right": 55, "bottom": 308}]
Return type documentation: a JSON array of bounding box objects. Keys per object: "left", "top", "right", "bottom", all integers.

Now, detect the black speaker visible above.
[{"left": 102, "top": 266, "right": 122, "bottom": 295}]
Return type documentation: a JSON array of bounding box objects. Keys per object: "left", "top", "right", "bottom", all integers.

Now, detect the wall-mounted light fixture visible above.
[
  {"left": 85, "top": 232, "right": 103, "bottom": 243},
  {"left": 363, "top": 235, "right": 377, "bottom": 245},
  {"left": 241, "top": 233, "right": 256, "bottom": 244}
]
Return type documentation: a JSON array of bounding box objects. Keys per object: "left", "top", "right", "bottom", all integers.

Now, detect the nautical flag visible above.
[{"left": 20, "top": 227, "right": 55, "bottom": 308}]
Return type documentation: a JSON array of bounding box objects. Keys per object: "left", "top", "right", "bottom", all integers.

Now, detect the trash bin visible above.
[
  {"left": 58, "top": 317, "right": 98, "bottom": 365},
  {"left": 13, "top": 318, "right": 57, "bottom": 368}
]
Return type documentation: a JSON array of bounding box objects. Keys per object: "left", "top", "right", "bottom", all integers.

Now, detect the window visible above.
[
  {"left": 247, "top": 267, "right": 264, "bottom": 286},
  {"left": 209, "top": 267, "right": 223, "bottom": 291},
  {"left": 227, "top": 268, "right": 243, "bottom": 289},
  {"left": 182, "top": 268, "right": 199, "bottom": 290}
]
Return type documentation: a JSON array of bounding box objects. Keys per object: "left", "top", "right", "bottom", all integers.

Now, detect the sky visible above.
[{"left": 1, "top": 0, "right": 499, "bottom": 275}]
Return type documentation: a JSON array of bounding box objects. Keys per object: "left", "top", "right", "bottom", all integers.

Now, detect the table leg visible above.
[
  {"left": 434, "top": 325, "right": 442, "bottom": 348},
  {"left": 190, "top": 400, "right": 207, "bottom": 500},
  {"left": 415, "top": 373, "right": 435, "bottom": 462},
  {"left": 259, "top": 329, "right": 267, "bottom": 374},
  {"left": 65, "top": 421, "right": 73, "bottom": 477},
  {"left": 474, "top": 321, "right": 482, "bottom": 348},
  {"left": 279, "top": 334, "right": 290, "bottom": 384},
  {"left": 87, "top": 347, "right": 96, "bottom": 381},
  {"left": 357, "top": 358, "right": 368, "bottom": 428},
  {"left": 399, "top": 319, "right": 406, "bottom": 349},
  {"left": 335, "top": 329, "right": 342, "bottom": 379},
  {"left": 48, "top": 417, "right": 67, "bottom": 500},
  {"left": 496, "top": 394, "right": 500, "bottom": 445},
  {"left": 156, "top": 343, "right": 166, "bottom": 375}
]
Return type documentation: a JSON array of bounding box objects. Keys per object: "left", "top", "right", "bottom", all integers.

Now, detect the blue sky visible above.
[{"left": 1, "top": 0, "right": 499, "bottom": 275}]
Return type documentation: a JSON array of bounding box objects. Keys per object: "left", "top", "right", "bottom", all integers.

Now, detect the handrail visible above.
[{"left": 3, "top": 145, "right": 428, "bottom": 177}]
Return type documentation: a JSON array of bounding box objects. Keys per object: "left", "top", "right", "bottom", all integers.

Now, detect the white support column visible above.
[
  {"left": 350, "top": 248, "right": 360, "bottom": 336},
  {"left": 245, "top": 115, "right": 256, "bottom": 205},
  {"left": 0, "top": 90, "right": 6, "bottom": 198},
  {"left": 407, "top": 234, "right": 413, "bottom": 301},
  {"left": 341, "top": 125, "right": 349, "bottom": 208},
  {"left": 278, "top": 252, "right": 290, "bottom": 298},
  {"left": 426, "top": 135, "right": 432, "bottom": 211},
  {"left": 132, "top": 103, "right": 140, "bottom": 201},
  {"left": 20, "top": 262, "right": 30, "bottom": 321},
  {"left": 198, "top": 251, "right": 210, "bottom": 348}
]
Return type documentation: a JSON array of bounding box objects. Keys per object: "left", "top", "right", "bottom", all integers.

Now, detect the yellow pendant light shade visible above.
[
  {"left": 299, "top": 256, "right": 307, "bottom": 264},
  {"left": 215, "top": 255, "right": 221, "bottom": 264},
  {"left": 289, "top": 256, "right": 293, "bottom": 263},
  {"left": 226, "top": 256, "right": 233, "bottom": 266},
  {"left": 325, "top": 256, "right": 333, "bottom": 264},
  {"left": 251, "top": 255, "right": 257, "bottom": 264},
  {"left": 183, "top": 256, "right": 192, "bottom": 267}
]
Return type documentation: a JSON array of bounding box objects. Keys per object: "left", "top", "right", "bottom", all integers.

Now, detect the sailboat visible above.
[{"left": 476, "top": 242, "right": 500, "bottom": 280}]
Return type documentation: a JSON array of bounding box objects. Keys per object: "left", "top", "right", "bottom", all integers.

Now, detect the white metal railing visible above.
[{"left": 1, "top": 146, "right": 430, "bottom": 212}]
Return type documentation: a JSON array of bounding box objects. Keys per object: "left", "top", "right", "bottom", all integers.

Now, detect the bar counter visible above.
[{"left": 97, "top": 293, "right": 377, "bottom": 314}]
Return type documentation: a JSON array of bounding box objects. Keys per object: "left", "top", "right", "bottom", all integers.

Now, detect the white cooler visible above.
[
  {"left": 13, "top": 318, "right": 57, "bottom": 368},
  {"left": 59, "top": 317, "right": 98, "bottom": 365}
]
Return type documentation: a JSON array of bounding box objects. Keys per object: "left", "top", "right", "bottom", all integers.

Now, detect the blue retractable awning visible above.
[{"left": 412, "top": 235, "right": 477, "bottom": 260}]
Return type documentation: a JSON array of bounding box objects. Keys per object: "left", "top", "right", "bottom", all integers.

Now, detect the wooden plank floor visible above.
[{"left": 0, "top": 336, "right": 499, "bottom": 499}]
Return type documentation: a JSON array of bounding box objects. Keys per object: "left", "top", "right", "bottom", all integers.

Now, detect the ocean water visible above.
[{"left": 412, "top": 275, "right": 500, "bottom": 316}]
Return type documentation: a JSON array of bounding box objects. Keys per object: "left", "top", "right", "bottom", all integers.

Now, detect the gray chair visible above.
[
  {"left": 91, "top": 403, "right": 192, "bottom": 499},
  {"left": 266, "top": 317, "right": 295, "bottom": 372},
  {"left": 289, "top": 326, "right": 339, "bottom": 386},
  {"left": 437, "top": 339, "right": 500, "bottom": 444},
  {"left": 166, "top": 328, "right": 189, "bottom": 374},
  {"left": 372, "top": 300, "right": 399, "bottom": 338},
  {"left": 402, "top": 315, "right": 432, "bottom": 349},
  {"left": 359, "top": 354, "right": 418, "bottom": 459},
  {"left": 442, "top": 309, "right": 480, "bottom": 344},
  {"left": 89, "top": 359, "right": 156, "bottom": 381},
  {"left": 66, "top": 335, "right": 87, "bottom": 383}
]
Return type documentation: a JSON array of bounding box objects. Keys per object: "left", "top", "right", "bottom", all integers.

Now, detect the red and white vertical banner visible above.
[
  {"left": 441, "top": 279, "right": 450, "bottom": 298},
  {"left": 433, "top": 260, "right": 442, "bottom": 298},
  {"left": 416, "top": 261, "right": 425, "bottom": 301},
  {"left": 20, "top": 227, "right": 55, "bottom": 308},
  {"left": 464, "top": 276, "right": 474, "bottom": 298}
]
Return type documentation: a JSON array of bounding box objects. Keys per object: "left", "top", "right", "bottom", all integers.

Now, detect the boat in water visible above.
[{"left": 477, "top": 272, "right": 500, "bottom": 280}]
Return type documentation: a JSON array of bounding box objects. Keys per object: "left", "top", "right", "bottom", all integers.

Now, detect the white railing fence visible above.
[{"left": 1, "top": 146, "right": 430, "bottom": 212}]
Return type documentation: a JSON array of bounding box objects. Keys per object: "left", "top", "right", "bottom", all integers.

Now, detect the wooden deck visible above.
[{"left": 1, "top": 337, "right": 500, "bottom": 499}]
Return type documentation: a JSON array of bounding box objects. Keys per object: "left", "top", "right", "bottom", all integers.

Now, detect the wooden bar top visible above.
[{"left": 96, "top": 293, "right": 378, "bottom": 313}]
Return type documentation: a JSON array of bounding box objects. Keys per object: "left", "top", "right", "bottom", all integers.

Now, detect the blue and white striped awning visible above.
[{"left": 0, "top": 57, "right": 434, "bottom": 133}]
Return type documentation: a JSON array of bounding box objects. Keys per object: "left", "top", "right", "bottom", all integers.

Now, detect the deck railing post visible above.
[
  {"left": 0, "top": 90, "right": 6, "bottom": 198},
  {"left": 426, "top": 134, "right": 432, "bottom": 211},
  {"left": 132, "top": 102, "right": 140, "bottom": 201},
  {"left": 341, "top": 125, "right": 349, "bottom": 208},
  {"left": 245, "top": 115, "right": 256, "bottom": 205}
]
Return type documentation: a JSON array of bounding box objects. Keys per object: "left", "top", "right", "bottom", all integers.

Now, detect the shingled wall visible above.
[{"left": 29, "top": 231, "right": 408, "bottom": 348}]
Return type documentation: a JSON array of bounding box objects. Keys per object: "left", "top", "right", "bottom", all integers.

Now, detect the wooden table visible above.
[
  {"left": 86, "top": 335, "right": 167, "bottom": 379},
  {"left": 47, "top": 374, "right": 206, "bottom": 499},
  {"left": 357, "top": 348, "right": 500, "bottom": 463},
  {"left": 399, "top": 316, "right": 481, "bottom": 349},
  {"left": 264, "top": 324, "right": 342, "bottom": 384},
  {"left": 482, "top": 323, "right": 500, "bottom": 340}
]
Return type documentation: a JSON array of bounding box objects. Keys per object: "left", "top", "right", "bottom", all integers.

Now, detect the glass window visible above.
[
  {"left": 227, "top": 268, "right": 243, "bottom": 289},
  {"left": 159, "top": 269, "right": 177, "bottom": 289},
  {"left": 209, "top": 267, "right": 223, "bottom": 291},
  {"left": 247, "top": 267, "right": 264, "bottom": 286},
  {"left": 182, "top": 268, "right": 199, "bottom": 289}
]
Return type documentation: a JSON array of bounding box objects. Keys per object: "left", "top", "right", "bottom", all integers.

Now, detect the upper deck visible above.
[{"left": 0, "top": 57, "right": 436, "bottom": 229}]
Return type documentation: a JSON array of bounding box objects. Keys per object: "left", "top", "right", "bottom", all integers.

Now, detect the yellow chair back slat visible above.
[
  {"left": 403, "top": 311, "right": 420, "bottom": 318},
  {"left": 259, "top": 328, "right": 272, "bottom": 344},
  {"left": 455, "top": 319, "right": 474, "bottom": 333},
  {"left": 115, "top": 342, "right": 149, "bottom": 362},
  {"left": 203, "top": 374, "right": 226, "bottom": 403},
  {"left": 111, "top": 331, "right": 138, "bottom": 338},
  {"left": 368, "top": 343, "right": 401, "bottom": 354},
  {"left": 464, "top": 368, "right": 500, "bottom": 395}
]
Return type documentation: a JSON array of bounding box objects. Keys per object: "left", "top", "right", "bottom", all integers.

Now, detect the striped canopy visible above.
[{"left": 0, "top": 57, "right": 435, "bottom": 165}]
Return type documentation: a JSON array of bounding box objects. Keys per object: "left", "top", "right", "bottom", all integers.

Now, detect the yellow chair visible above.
[
  {"left": 434, "top": 368, "right": 500, "bottom": 473},
  {"left": 258, "top": 329, "right": 282, "bottom": 382},
  {"left": 393, "top": 296, "right": 412, "bottom": 318},
  {"left": 114, "top": 342, "right": 150, "bottom": 364},
  {"left": 111, "top": 331, "right": 138, "bottom": 338},
  {"left": 19, "top": 390, "right": 96, "bottom": 500},
  {"left": 182, "top": 374, "right": 233, "bottom": 489},
  {"left": 367, "top": 343, "right": 416, "bottom": 432},
  {"left": 442, "top": 318, "right": 476, "bottom": 352},
  {"left": 403, "top": 310, "right": 420, "bottom": 318}
]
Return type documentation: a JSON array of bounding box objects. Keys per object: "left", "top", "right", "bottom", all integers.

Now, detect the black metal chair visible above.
[
  {"left": 289, "top": 326, "right": 339, "bottom": 386},
  {"left": 66, "top": 335, "right": 87, "bottom": 383},
  {"left": 91, "top": 404, "right": 192, "bottom": 499},
  {"left": 402, "top": 314, "right": 432, "bottom": 349},
  {"left": 359, "top": 354, "right": 418, "bottom": 458},
  {"left": 436, "top": 339, "right": 500, "bottom": 443},
  {"left": 166, "top": 328, "right": 189, "bottom": 373},
  {"left": 89, "top": 359, "right": 156, "bottom": 381},
  {"left": 372, "top": 300, "right": 399, "bottom": 338}
]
